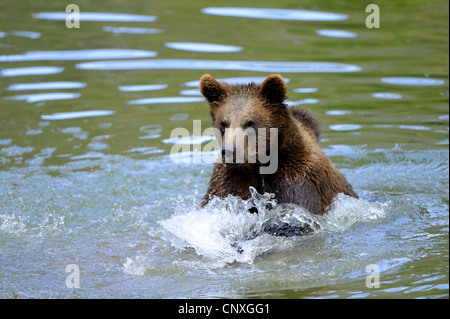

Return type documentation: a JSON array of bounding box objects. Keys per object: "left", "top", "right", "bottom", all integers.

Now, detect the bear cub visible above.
[{"left": 200, "top": 74, "right": 358, "bottom": 216}]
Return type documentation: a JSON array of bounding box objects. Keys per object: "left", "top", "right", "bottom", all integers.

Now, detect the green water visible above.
[{"left": 0, "top": 0, "right": 448, "bottom": 299}]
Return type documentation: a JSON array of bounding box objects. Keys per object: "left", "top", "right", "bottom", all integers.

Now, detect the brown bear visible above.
[{"left": 199, "top": 74, "right": 358, "bottom": 215}]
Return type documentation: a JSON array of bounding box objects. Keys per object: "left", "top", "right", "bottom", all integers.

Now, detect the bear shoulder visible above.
[{"left": 288, "top": 108, "right": 321, "bottom": 141}]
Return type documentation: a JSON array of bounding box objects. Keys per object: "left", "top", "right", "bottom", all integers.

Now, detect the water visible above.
[
  {"left": 0, "top": 0, "right": 448, "bottom": 299},
  {"left": 201, "top": 7, "right": 348, "bottom": 21}
]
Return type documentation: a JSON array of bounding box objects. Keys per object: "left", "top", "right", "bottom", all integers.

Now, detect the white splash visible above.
[{"left": 159, "top": 188, "right": 388, "bottom": 266}]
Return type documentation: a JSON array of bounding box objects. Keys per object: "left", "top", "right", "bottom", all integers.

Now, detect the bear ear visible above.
[
  {"left": 259, "top": 74, "right": 287, "bottom": 104},
  {"left": 199, "top": 74, "right": 227, "bottom": 104}
]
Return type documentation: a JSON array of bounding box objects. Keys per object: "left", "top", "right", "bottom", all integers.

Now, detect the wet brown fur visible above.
[{"left": 200, "top": 74, "right": 358, "bottom": 215}]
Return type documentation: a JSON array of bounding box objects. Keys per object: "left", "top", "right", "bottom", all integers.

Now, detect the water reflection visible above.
[
  {"left": 170, "top": 113, "right": 189, "bottom": 121},
  {"left": 0, "top": 66, "right": 64, "bottom": 77},
  {"left": 165, "top": 42, "right": 243, "bottom": 53},
  {"left": 77, "top": 59, "right": 362, "bottom": 73},
  {"left": 102, "top": 26, "right": 163, "bottom": 35},
  {"left": 286, "top": 98, "right": 319, "bottom": 106},
  {"left": 71, "top": 152, "right": 105, "bottom": 160},
  {"left": 201, "top": 7, "right": 348, "bottom": 21},
  {"left": 41, "top": 110, "right": 116, "bottom": 121},
  {"left": 162, "top": 135, "right": 215, "bottom": 145},
  {"left": 0, "top": 0, "right": 447, "bottom": 300},
  {"left": 26, "top": 129, "right": 43, "bottom": 136},
  {"left": 127, "top": 96, "right": 204, "bottom": 105},
  {"left": 0, "top": 145, "right": 34, "bottom": 157},
  {"left": 179, "top": 89, "right": 202, "bottom": 96},
  {"left": 372, "top": 92, "right": 403, "bottom": 99},
  {"left": 326, "top": 110, "right": 352, "bottom": 116},
  {"left": 32, "top": 12, "right": 157, "bottom": 22},
  {"left": 59, "top": 126, "right": 88, "bottom": 140},
  {"left": 381, "top": 77, "right": 445, "bottom": 86},
  {"left": 5, "top": 30, "right": 41, "bottom": 39},
  {"left": 6, "top": 92, "right": 81, "bottom": 103},
  {"left": 0, "top": 49, "right": 157, "bottom": 62},
  {"left": 7, "top": 82, "right": 86, "bottom": 91},
  {"left": 373, "top": 124, "right": 431, "bottom": 131},
  {"left": 124, "top": 147, "right": 164, "bottom": 155},
  {"left": 316, "top": 30, "right": 357, "bottom": 38},
  {"left": 139, "top": 124, "right": 162, "bottom": 140},
  {"left": 329, "top": 124, "right": 362, "bottom": 131},
  {"left": 118, "top": 84, "right": 168, "bottom": 92},
  {"left": 293, "top": 88, "right": 318, "bottom": 93}
]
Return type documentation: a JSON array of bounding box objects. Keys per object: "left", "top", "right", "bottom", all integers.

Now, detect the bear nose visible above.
[{"left": 221, "top": 146, "right": 236, "bottom": 163}]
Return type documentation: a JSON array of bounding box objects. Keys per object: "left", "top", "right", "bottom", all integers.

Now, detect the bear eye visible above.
[{"left": 244, "top": 120, "right": 255, "bottom": 129}]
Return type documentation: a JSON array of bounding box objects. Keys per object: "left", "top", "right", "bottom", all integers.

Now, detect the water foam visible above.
[{"left": 160, "top": 188, "right": 388, "bottom": 266}]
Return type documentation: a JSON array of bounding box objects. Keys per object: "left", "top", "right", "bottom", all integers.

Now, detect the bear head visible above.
[{"left": 200, "top": 74, "right": 290, "bottom": 171}]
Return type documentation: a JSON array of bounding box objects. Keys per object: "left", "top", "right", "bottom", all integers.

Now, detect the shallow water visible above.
[{"left": 0, "top": 0, "right": 448, "bottom": 299}]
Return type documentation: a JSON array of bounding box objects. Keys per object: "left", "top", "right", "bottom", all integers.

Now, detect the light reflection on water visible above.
[
  {"left": 286, "top": 98, "right": 319, "bottom": 106},
  {"left": 329, "top": 124, "right": 362, "bottom": 131},
  {"left": 6, "top": 92, "right": 81, "bottom": 103},
  {"left": 372, "top": 92, "right": 403, "bottom": 100},
  {"left": 76, "top": 59, "right": 362, "bottom": 73},
  {"left": 102, "top": 26, "right": 163, "bottom": 35},
  {"left": 164, "top": 42, "right": 243, "bottom": 53},
  {"left": 118, "top": 84, "right": 168, "bottom": 92},
  {"left": 40, "top": 110, "right": 117, "bottom": 121},
  {"left": 0, "top": 49, "right": 158, "bottom": 62},
  {"left": 381, "top": 77, "right": 446, "bottom": 86},
  {"left": 316, "top": 29, "right": 358, "bottom": 38},
  {"left": 0, "top": 66, "right": 64, "bottom": 77},
  {"left": 32, "top": 12, "right": 157, "bottom": 22},
  {"left": 127, "top": 96, "right": 204, "bottom": 105},
  {"left": 6, "top": 82, "right": 87, "bottom": 91},
  {"left": 0, "top": 1, "right": 448, "bottom": 300},
  {"left": 3, "top": 30, "right": 41, "bottom": 39},
  {"left": 201, "top": 7, "right": 348, "bottom": 21}
]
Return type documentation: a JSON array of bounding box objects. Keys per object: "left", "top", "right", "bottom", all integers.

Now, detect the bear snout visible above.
[{"left": 221, "top": 146, "right": 236, "bottom": 164}]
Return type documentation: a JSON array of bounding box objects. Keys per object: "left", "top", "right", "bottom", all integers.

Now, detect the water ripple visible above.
[
  {"left": 381, "top": 77, "right": 445, "bottom": 86},
  {"left": 6, "top": 82, "right": 86, "bottom": 91},
  {"left": 102, "top": 26, "right": 162, "bottom": 34},
  {"left": 5, "top": 92, "right": 81, "bottom": 103},
  {"left": 165, "top": 42, "right": 242, "bottom": 53},
  {"left": 76, "top": 59, "right": 362, "bottom": 73},
  {"left": 32, "top": 12, "right": 157, "bottom": 22},
  {"left": 316, "top": 29, "right": 358, "bottom": 38},
  {"left": 41, "top": 110, "right": 116, "bottom": 121},
  {"left": 127, "top": 97, "right": 204, "bottom": 105},
  {"left": 0, "top": 49, "right": 157, "bottom": 62},
  {"left": 118, "top": 84, "right": 168, "bottom": 92},
  {"left": 202, "top": 7, "right": 348, "bottom": 21},
  {"left": 0, "top": 66, "right": 64, "bottom": 77}
]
